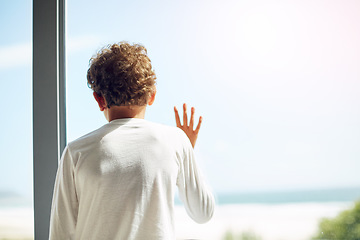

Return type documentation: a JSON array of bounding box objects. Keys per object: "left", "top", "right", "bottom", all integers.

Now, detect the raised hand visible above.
[{"left": 174, "top": 103, "right": 202, "bottom": 148}]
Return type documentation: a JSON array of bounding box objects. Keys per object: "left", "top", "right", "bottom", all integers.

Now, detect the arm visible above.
[
  {"left": 176, "top": 145, "right": 215, "bottom": 223},
  {"left": 174, "top": 104, "right": 215, "bottom": 223},
  {"left": 49, "top": 146, "right": 78, "bottom": 239}
]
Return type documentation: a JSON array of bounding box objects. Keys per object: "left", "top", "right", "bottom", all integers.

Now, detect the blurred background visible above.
[{"left": 1, "top": 0, "right": 360, "bottom": 239}]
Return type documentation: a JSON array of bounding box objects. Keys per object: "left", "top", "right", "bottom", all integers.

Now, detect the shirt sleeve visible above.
[
  {"left": 176, "top": 136, "right": 215, "bottom": 224},
  {"left": 49, "top": 146, "right": 78, "bottom": 239}
]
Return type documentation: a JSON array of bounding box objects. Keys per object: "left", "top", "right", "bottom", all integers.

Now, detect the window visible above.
[
  {"left": 0, "top": 1, "right": 34, "bottom": 239},
  {"left": 67, "top": 1, "right": 360, "bottom": 239}
]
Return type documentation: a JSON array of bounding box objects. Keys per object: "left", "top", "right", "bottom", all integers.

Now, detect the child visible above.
[{"left": 49, "top": 42, "right": 214, "bottom": 239}]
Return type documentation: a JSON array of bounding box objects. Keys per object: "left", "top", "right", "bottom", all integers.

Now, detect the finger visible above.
[
  {"left": 194, "top": 116, "right": 203, "bottom": 134},
  {"left": 183, "top": 103, "right": 188, "bottom": 126},
  {"left": 174, "top": 106, "right": 181, "bottom": 127},
  {"left": 189, "top": 107, "right": 195, "bottom": 130}
]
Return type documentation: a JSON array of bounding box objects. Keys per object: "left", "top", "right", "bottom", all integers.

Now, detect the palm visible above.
[{"left": 174, "top": 103, "right": 202, "bottom": 148}]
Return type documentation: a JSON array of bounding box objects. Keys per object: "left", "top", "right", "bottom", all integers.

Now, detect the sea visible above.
[{"left": 175, "top": 186, "right": 360, "bottom": 205}]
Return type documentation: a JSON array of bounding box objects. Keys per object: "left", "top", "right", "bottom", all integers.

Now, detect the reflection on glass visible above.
[
  {"left": 0, "top": 1, "right": 33, "bottom": 239},
  {"left": 66, "top": 0, "right": 360, "bottom": 239}
]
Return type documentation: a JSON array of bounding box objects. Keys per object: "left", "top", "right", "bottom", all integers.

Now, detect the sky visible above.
[{"left": 1, "top": 0, "right": 360, "bottom": 198}]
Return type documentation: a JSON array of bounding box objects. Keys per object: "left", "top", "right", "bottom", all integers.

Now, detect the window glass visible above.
[
  {"left": 66, "top": 0, "right": 360, "bottom": 239},
  {"left": 0, "top": 0, "right": 33, "bottom": 239}
]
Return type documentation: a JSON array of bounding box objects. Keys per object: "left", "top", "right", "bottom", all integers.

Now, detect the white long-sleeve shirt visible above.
[{"left": 49, "top": 118, "right": 214, "bottom": 240}]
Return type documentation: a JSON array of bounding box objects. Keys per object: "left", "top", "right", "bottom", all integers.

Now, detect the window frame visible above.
[{"left": 33, "top": 0, "right": 66, "bottom": 238}]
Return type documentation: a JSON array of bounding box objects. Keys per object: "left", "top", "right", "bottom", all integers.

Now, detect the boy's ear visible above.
[
  {"left": 148, "top": 89, "right": 156, "bottom": 106},
  {"left": 93, "top": 92, "right": 107, "bottom": 111}
]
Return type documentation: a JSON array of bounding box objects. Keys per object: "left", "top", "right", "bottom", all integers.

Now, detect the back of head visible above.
[{"left": 87, "top": 42, "right": 157, "bottom": 108}]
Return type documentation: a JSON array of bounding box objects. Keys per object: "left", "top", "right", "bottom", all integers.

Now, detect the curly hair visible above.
[{"left": 87, "top": 42, "right": 156, "bottom": 107}]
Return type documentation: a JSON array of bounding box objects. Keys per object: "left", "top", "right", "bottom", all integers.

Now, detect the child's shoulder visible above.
[
  {"left": 147, "top": 120, "right": 186, "bottom": 136},
  {"left": 146, "top": 121, "right": 191, "bottom": 148},
  {"left": 66, "top": 124, "right": 110, "bottom": 150}
]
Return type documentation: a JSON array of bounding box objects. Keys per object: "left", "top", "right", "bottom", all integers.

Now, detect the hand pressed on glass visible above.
[{"left": 174, "top": 103, "right": 202, "bottom": 148}]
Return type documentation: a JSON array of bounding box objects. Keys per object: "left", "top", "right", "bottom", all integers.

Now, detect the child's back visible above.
[{"left": 51, "top": 118, "right": 213, "bottom": 239}]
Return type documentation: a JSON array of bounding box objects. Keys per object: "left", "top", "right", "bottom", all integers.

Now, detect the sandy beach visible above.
[
  {"left": 174, "top": 202, "right": 352, "bottom": 240},
  {"left": 0, "top": 207, "right": 33, "bottom": 239},
  {"left": 0, "top": 202, "right": 352, "bottom": 240}
]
